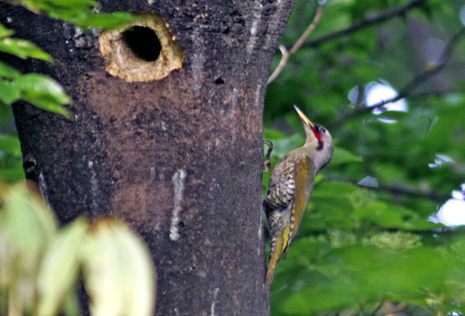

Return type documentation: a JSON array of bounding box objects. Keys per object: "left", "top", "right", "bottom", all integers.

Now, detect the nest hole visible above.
[
  {"left": 122, "top": 26, "right": 161, "bottom": 62},
  {"left": 214, "top": 77, "right": 225, "bottom": 85},
  {"left": 99, "top": 13, "right": 184, "bottom": 82}
]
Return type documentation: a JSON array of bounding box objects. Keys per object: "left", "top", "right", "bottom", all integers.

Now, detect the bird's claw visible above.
[{"left": 264, "top": 140, "right": 273, "bottom": 172}]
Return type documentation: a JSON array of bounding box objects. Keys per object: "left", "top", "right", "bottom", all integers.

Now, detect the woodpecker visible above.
[{"left": 264, "top": 105, "right": 333, "bottom": 288}]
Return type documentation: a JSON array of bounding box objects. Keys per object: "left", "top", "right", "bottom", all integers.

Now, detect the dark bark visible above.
[{"left": 1, "top": 1, "right": 295, "bottom": 314}]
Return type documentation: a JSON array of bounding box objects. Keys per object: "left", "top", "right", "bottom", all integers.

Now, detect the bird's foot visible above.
[{"left": 263, "top": 140, "right": 273, "bottom": 172}]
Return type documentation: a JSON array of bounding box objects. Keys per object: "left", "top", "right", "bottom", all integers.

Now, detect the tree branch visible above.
[
  {"left": 267, "top": 5, "right": 324, "bottom": 84},
  {"left": 370, "top": 301, "right": 385, "bottom": 316},
  {"left": 302, "top": 0, "right": 428, "bottom": 49},
  {"left": 367, "top": 182, "right": 448, "bottom": 203},
  {"left": 331, "top": 26, "right": 465, "bottom": 127},
  {"left": 327, "top": 177, "right": 449, "bottom": 202}
]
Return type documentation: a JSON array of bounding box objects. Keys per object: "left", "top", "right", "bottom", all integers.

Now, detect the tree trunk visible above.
[{"left": 1, "top": 1, "right": 295, "bottom": 314}]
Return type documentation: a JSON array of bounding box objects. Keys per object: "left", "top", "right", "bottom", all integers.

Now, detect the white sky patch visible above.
[
  {"left": 365, "top": 80, "right": 408, "bottom": 123},
  {"left": 358, "top": 176, "right": 379, "bottom": 188},
  {"left": 432, "top": 183, "right": 465, "bottom": 227},
  {"left": 428, "top": 154, "right": 454, "bottom": 169}
]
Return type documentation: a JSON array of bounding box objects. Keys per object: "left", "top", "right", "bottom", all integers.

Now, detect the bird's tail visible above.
[{"left": 265, "top": 224, "right": 290, "bottom": 290}]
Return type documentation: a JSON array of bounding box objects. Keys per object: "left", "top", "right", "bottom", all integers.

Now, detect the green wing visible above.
[{"left": 289, "top": 156, "right": 313, "bottom": 240}]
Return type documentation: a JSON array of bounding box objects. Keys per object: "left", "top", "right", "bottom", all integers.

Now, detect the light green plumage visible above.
[
  {"left": 265, "top": 149, "right": 315, "bottom": 288},
  {"left": 264, "top": 106, "right": 333, "bottom": 289}
]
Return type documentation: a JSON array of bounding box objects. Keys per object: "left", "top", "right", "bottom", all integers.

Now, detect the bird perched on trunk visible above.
[{"left": 264, "top": 105, "right": 333, "bottom": 289}]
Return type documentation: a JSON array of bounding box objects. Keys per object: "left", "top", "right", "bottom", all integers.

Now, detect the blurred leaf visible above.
[
  {"left": 0, "top": 184, "right": 56, "bottom": 311},
  {"left": 312, "top": 181, "right": 360, "bottom": 198},
  {"left": 361, "top": 231, "right": 422, "bottom": 249},
  {"left": 355, "top": 201, "right": 439, "bottom": 231},
  {"left": 268, "top": 133, "right": 305, "bottom": 159},
  {"left": 62, "top": 291, "right": 81, "bottom": 316},
  {"left": 0, "top": 61, "right": 21, "bottom": 79},
  {"left": 0, "top": 80, "right": 21, "bottom": 105},
  {"left": 0, "top": 37, "right": 52, "bottom": 61},
  {"left": 1, "top": 184, "right": 57, "bottom": 262},
  {"left": 0, "top": 164, "right": 26, "bottom": 183},
  {"left": 0, "top": 134, "right": 21, "bottom": 157},
  {"left": 0, "top": 23, "right": 15, "bottom": 38},
  {"left": 330, "top": 147, "right": 363, "bottom": 165},
  {"left": 14, "top": 74, "right": 70, "bottom": 116},
  {"left": 279, "top": 246, "right": 447, "bottom": 314},
  {"left": 68, "top": 12, "right": 136, "bottom": 29},
  {"left": 37, "top": 218, "right": 87, "bottom": 316},
  {"left": 376, "top": 110, "right": 409, "bottom": 121},
  {"left": 13, "top": 0, "right": 135, "bottom": 29},
  {"left": 264, "top": 128, "right": 286, "bottom": 140},
  {"left": 303, "top": 196, "right": 356, "bottom": 232},
  {"left": 82, "top": 220, "right": 156, "bottom": 316}
]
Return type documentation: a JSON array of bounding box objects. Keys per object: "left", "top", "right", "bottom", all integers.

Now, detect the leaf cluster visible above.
[
  {"left": 6, "top": 0, "right": 134, "bottom": 29},
  {"left": 265, "top": 0, "right": 465, "bottom": 314},
  {"left": 0, "top": 184, "right": 156, "bottom": 316}
]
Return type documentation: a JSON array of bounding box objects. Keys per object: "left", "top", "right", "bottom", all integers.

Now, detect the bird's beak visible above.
[{"left": 293, "top": 105, "right": 315, "bottom": 128}]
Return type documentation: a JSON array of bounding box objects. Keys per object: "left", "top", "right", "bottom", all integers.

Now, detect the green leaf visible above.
[
  {"left": 0, "top": 23, "right": 14, "bottom": 39},
  {"left": 312, "top": 181, "right": 360, "bottom": 198},
  {"left": 82, "top": 220, "right": 156, "bottom": 316},
  {"left": 0, "top": 165, "right": 26, "bottom": 183},
  {"left": 267, "top": 133, "right": 305, "bottom": 158},
  {"left": 355, "top": 201, "right": 439, "bottom": 231},
  {"left": 376, "top": 110, "right": 409, "bottom": 121},
  {"left": 0, "top": 104, "right": 14, "bottom": 124},
  {"left": 0, "top": 61, "right": 21, "bottom": 79},
  {"left": 0, "top": 80, "right": 21, "bottom": 105},
  {"left": 37, "top": 218, "right": 88, "bottom": 316},
  {"left": 302, "top": 196, "right": 356, "bottom": 232},
  {"left": 264, "top": 128, "right": 286, "bottom": 140},
  {"left": 0, "top": 184, "right": 57, "bottom": 310},
  {"left": 17, "top": 1, "right": 135, "bottom": 29},
  {"left": 330, "top": 147, "right": 363, "bottom": 165},
  {"left": 279, "top": 246, "right": 447, "bottom": 314},
  {"left": 0, "top": 37, "right": 52, "bottom": 61},
  {"left": 62, "top": 290, "right": 81, "bottom": 316},
  {"left": 52, "top": 0, "right": 97, "bottom": 5},
  {"left": 68, "top": 12, "right": 136, "bottom": 29},
  {"left": 1, "top": 184, "right": 57, "bottom": 262},
  {"left": 14, "top": 74, "right": 70, "bottom": 116},
  {"left": 0, "top": 134, "right": 22, "bottom": 157}
]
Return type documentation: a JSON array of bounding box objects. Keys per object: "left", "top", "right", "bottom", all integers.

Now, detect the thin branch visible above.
[
  {"left": 302, "top": 0, "right": 428, "bottom": 49},
  {"left": 407, "top": 88, "right": 462, "bottom": 100},
  {"left": 370, "top": 301, "right": 385, "bottom": 316},
  {"left": 332, "top": 26, "right": 465, "bottom": 127},
  {"left": 369, "top": 183, "right": 449, "bottom": 203},
  {"left": 267, "top": 5, "right": 324, "bottom": 84},
  {"left": 326, "top": 177, "right": 449, "bottom": 202}
]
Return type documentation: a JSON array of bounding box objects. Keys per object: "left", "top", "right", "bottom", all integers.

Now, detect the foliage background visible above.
[
  {"left": 1, "top": 0, "right": 465, "bottom": 315},
  {"left": 265, "top": 0, "right": 465, "bottom": 315}
]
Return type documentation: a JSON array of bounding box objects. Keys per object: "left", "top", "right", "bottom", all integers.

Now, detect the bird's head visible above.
[{"left": 294, "top": 105, "right": 333, "bottom": 171}]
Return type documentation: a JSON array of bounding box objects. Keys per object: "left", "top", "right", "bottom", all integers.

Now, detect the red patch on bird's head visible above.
[
  {"left": 311, "top": 126, "right": 324, "bottom": 150},
  {"left": 311, "top": 127, "right": 322, "bottom": 142}
]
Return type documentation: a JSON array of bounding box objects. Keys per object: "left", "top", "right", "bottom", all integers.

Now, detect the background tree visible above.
[
  {"left": 1, "top": 0, "right": 296, "bottom": 315},
  {"left": 265, "top": 0, "right": 465, "bottom": 315},
  {"left": 2, "top": 0, "right": 465, "bottom": 315}
]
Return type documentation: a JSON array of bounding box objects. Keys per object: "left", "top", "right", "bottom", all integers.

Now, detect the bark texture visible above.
[{"left": 1, "top": 1, "right": 295, "bottom": 314}]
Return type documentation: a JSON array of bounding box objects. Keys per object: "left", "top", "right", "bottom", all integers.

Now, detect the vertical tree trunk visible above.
[{"left": 1, "top": 1, "right": 295, "bottom": 314}]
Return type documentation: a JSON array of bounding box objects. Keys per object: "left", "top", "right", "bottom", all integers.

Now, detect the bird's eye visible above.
[{"left": 319, "top": 126, "right": 326, "bottom": 134}]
